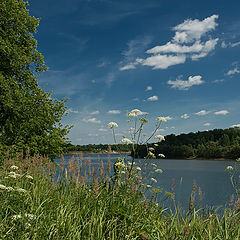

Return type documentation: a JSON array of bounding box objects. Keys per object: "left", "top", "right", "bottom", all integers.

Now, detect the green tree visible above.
[{"left": 0, "top": 0, "right": 70, "bottom": 161}]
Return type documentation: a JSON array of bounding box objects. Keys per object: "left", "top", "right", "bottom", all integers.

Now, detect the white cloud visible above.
[
  {"left": 120, "top": 15, "right": 218, "bottom": 71},
  {"left": 98, "top": 128, "right": 108, "bottom": 132},
  {"left": 195, "top": 110, "right": 210, "bottom": 116},
  {"left": 83, "top": 118, "right": 101, "bottom": 124},
  {"left": 221, "top": 41, "right": 240, "bottom": 48},
  {"left": 204, "top": 122, "right": 211, "bottom": 126},
  {"left": 168, "top": 75, "right": 204, "bottom": 90},
  {"left": 139, "top": 54, "right": 186, "bottom": 69},
  {"left": 226, "top": 67, "right": 240, "bottom": 76},
  {"left": 146, "top": 86, "right": 152, "bottom": 91},
  {"left": 67, "top": 108, "right": 79, "bottom": 114},
  {"left": 213, "top": 79, "right": 224, "bottom": 83},
  {"left": 157, "top": 128, "right": 165, "bottom": 132},
  {"left": 90, "top": 110, "right": 100, "bottom": 115},
  {"left": 181, "top": 113, "right": 189, "bottom": 119},
  {"left": 214, "top": 110, "right": 229, "bottom": 115},
  {"left": 172, "top": 15, "right": 218, "bottom": 43},
  {"left": 164, "top": 116, "right": 173, "bottom": 120},
  {"left": 88, "top": 133, "right": 99, "bottom": 137},
  {"left": 119, "top": 63, "right": 136, "bottom": 71},
  {"left": 147, "top": 95, "right": 158, "bottom": 101},
  {"left": 107, "top": 110, "right": 121, "bottom": 114},
  {"left": 231, "top": 124, "right": 240, "bottom": 128}
]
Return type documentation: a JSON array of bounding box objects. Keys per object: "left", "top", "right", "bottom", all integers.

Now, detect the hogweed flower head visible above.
[
  {"left": 151, "top": 178, "right": 157, "bottom": 183},
  {"left": 10, "top": 165, "right": 19, "bottom": 170},
  {"left": 148, "top": 147, "right": 155, "bottom": 151},
  {"left": 121, "top": 138, "right": 132, "bottom": 144},
  {"left": 107, "top": 122, "right": 118, "bottom": 128},
  {"left": 128, "top": 109, "right": 147, "bottom": 117},
  {"left": 156, "top": 117, "right": 167, "bottom": 122},
  {"left": 155, "top": 135, "right": 165, "bottom": 141},
  {"left": 226, "top": 166, "right": 233, "bottom": 171},
  {"left": 155, "top": 169, "right": 163, "bottom": 173},
  {"left": 16, "top": 187, "right": 27, "bottom": 193},
  {"left": 12, "top": 215, "right": 22, "bottom": 220},
  {"left": 25, "top": 175, "right": 33, "bottom": 180},
  {"left": 135, "top": 166, "right": 141, "bottom": 171},
  {"left": 158, "top": 153, "right": 165, "bottom": 158}
]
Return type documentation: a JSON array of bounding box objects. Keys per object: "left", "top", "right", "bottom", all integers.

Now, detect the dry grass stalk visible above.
[
  {"left": 107, "top": 158, "right": 111, "bottom": 173},
  {"left": 229, "top": 194, "right": 234, "bottom": 206},
  {"left": 171, "top": 178, "right": 175, "bottom": 193},
  {"left": 93, "top": 176, "right": 99, "bottom": 197},
  {"left": 189, "top": 195, "right": 195, "bottom": 211},
  {"left": 105, "top": 176, "right": 110, "bottom": 191},
  {"left": 100, "top": 160, "right": 104, "bottom": 179},
  {"left": 198, "top": 187, "right": 203, "bottom": 201},
  {"left": 233, "top": 198, "right": 240, "bottom": 212},
  {"left": 85, "top": 157, "right": 91, "bottom": 176},
  {"left": 192, "top": 180, "right": 197, "bottom": 194}
]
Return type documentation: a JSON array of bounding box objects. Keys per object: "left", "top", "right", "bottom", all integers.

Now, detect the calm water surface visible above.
[{"left": 55, "top": 154, "right": 240, "bottom": 211}]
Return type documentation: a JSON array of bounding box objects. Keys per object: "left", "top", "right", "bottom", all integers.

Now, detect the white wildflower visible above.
[
  {"left": 158, "top": 153, "right": 165, "bottom": 158},
  {"left": 226, "top": 166, "right": 233, "bottom": 171},
  {"left": 135, "top": 166, "right": 141, "bottom": 171},
  {"left": 25, "top": 214, "right": 35, "bottom": 220},
  {"left": 156, "top": 117, "right": 167, "bottom": 122},
  {"left": 128, "top": 161, "right": 136, "bottom": 165},
  {"left": 154, "top": 144, "right": 158, "bottom": 147},
  {"left": 0, "top": 184, "right": 8, "bottom": 190},
  {"left": 10, "top": 165, "right": 19, "bottom": 170},
  {"left": 107, "top": 122, "right": 118, "bottom": 128},
  {"left": 149, "top": 147, "right": 155, "bottom": 151},
  {"left": 151, "top": 178, "right": 157, "bottom": 183},
  {"left": 121, "top": 138, "right": 132, "bottom": 144},
  {"left": 7, "top": 186, "right": 14, "bottom": 191},
  {"left": 121, "top": 171, "right": 126, "bottom": 174},
  {"left": 115, "top": 162, "right": 126, "bottom": 168},
  {"left": 148, "top": 152, "right": 156, "bottom": 158},
  {"left": 16, "top": 187, "right": 27, "bottom": 193},
  {"left": 155, "top": 135, "right": 165, "bottom": 141},
  {"left": 146, "top": 185, "right": 152, "bottom": 188},
  {"left": 151, "top": 163, "right": 157, "bottom": 168},
  {"left": 8, "top": 172, "right": 21, "bottom": 178},
  {"left": 155, "top": 169, "right": 163, "bottom": 173},
  {"left": 128, "top": 109, "right": 147, "bottom": 117},
  {"left": 12, "top": 215, "right": 22, "bottom": 220},
  {"left": 25, "top": 175, "right": 33, "bottom": 180}
]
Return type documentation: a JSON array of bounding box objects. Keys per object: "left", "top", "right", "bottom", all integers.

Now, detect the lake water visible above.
[{"left": 55, "top": 154, "right": 240, "bottom": 211}]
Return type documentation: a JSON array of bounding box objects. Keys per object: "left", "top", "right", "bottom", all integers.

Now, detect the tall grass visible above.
[{"left": 0, "top": 153, "right": 240, "bottom": 240}]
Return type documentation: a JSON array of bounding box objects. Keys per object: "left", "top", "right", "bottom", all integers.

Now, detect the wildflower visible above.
[
  {"left": 154, "top": 144, "right": 158, "bottom": 147},
  {"left": 155, "top": 135, "right": 165, "bottom": 141},
  {"left": 121, "top": 171, "right": 126, "bottom": 174},
  {"left": 25, "top": 175, "right": 33, "bottom": 180},
  {"left": 236, "top": 158, "right": 240, "bottom": 162},
  {"left": 158, "top": 153, "right": 165, "bottom": 158},
  {"left": 128, "top": 109, "right": 146, "bottom": 117},
  {"left": 146, "top": 185, "right": 152, "bottom": 188},
  {"left": 12, "top": 215, "right": 22, "bottom": 220},
  {"left": 156, "top": 117, "right": 167, "bottom": 122},
  {"left": 128, "top": 161, "right": 136, "bottom": 165},
  {"left": 115, "top": 162, "right": 126, "bottom": 168},
  {"left": 135, "top": 166, "right": 141, "bottom": 171},
  {"left": 149, "top": 147, "right": 155, "bottom": 151},
  {"left": 0, "top": 184, "right": 8, "bottom": 190},
  {"left": 226, "top": 166, "right": 233, "bottom": 171},
  {"left": 155, "top": 169, "right": 163, "bottom": 173},
  {"left": 151, "top": 163, "right": 157, "bottom": 168},
  {"left": 148, "top": 152, "right": 156, "bottom": 158},
  {"left": 7, "top": 186, "right": 14, "bottom": 191},
  {"left": 151, "top": 178, "right": 157, "bottom": 183},
  {"left": 139, "top": 118, "right": 148, "bottom": 124},
  {"left": 16, "top": 187, "right": 27, "bottom": 193},
  {"left": 10, "top": 165, "right": 19, "bottom": 170},
  {"left": 8, "top": 172, "right": 21, "bottom": 178},
  {"left": 121, "top": 138, "right": 132, "bottom": 144},
  {"left": 107, "top": 122, "right": 118, "bottom": 128},
  {"left": 25, "top": 214, "right": 36, "bottom": 220}
]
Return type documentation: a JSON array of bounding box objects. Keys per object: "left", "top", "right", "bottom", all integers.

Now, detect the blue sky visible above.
[{"left": 29, "top": 0, "right": 240, "bottom": 144}]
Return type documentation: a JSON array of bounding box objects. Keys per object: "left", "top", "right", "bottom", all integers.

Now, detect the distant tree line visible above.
[
  {"left": 66, "top": 143, "right": 132, "bottom": 153},
  {"left": 135, "top": 128, "right": 240, "bottom": 160}
]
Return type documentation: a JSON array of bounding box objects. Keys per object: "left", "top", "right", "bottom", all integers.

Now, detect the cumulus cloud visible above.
[
  {"left": 226, "top": 67, "right": 240, "bottom": 76},
  {"left": 120, "top": 15, "right": 219, "bottom": 71},
  {"left": 181, "top": 113, "right": 189, "bottom": 119},
  {"left": 90, "top": 110, "right": 100, "bottom": 115},
  {"left": 195, "top": 110, "right": 210, "bottom": 116},
  {"left": 146, "top": 86, "right": 152, "bottom": 91},
  {"left": 98, "top": 128, "right": 108, "bottom": 132},
  {"left": 107, "top": 110, "right": 121, "bottom": 114},
  {"left": 67, "top": 108, "right": 79, "bottom": 114},
  {"left": 83, "top": 118, "right": 101, "bottom": 124},
  {"left": 231, "top": 124, "right": 240, "bottom": 128},
  {"left": 221, "top": 41, "right": 240, "bottom": 48},
  {"left": 147, "top": 95, "right": 158, "bottom": 101},
  {"left": 214, "top": 110, "right": 229, "bottom": 115},
  {"left": 204, "top": 122, "right": 211, "bottom": 126},
  {"left": 168, "top": 75, "right": 204, "bottom": 90}
]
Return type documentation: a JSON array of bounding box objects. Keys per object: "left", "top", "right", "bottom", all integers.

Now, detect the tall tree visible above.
[{"left": 0, "top": 0, "right": 70, "bottom": 160}]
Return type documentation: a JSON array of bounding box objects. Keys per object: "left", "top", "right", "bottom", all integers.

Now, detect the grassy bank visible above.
[{"left": 0, "top": 154, "right": 240, "bottom": 239}]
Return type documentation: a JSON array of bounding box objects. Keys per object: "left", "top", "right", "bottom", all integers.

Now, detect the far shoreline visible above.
[{"left": 64, "top": 151, "right": 236, "bottom": 161}]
